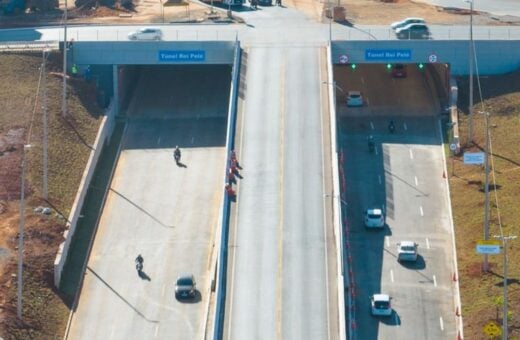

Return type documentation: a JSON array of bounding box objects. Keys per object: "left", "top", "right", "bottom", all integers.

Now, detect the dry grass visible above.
[
  {"left": 0, "top": 52, "right": 102, "bottom": 339},
  {"left": 450, "top": 72, "right": 520, "bottom": 339}
]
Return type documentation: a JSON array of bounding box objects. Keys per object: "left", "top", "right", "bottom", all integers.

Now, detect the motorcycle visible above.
[
  {"left": 367, "top": 136, "right": 375, "bottom": 153},
  {"left": 388, "top": 121, "right": 395, "bottom": 134},
  {"left": 136, "top": 261, "right": 143, "bottom": 272},
  {"left": 174, "top": 149, "right": 181, "bottom": 163}
]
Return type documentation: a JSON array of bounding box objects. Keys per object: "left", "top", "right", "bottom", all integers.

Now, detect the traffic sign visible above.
[
  {"left": 428, "top": 53, "right": 438, "bottom": 63},
  {"left": 339, "top": 54, "right": 349, "bottom": 64},
  {"left": 449, "top": 143, "right": 457, "bottom": 151},
  {"left": 483, "top": 320, "right": 501, "bottom": 337},
  {"left": 476, "top": 240, "right": 501, "bottom": 254}
]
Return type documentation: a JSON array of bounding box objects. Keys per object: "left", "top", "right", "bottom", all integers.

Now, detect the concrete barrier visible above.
[
  {"left": 327, "top": 44, "right": 347, "bottom": 340},
  {"left": 211, "top": 40, "right": 241, "bottom": 340},
  {"left": 53, "top": 104, "right": 116, "bottom": 287}
]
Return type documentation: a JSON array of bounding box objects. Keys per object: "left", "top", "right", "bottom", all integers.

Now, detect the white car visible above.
[
  {"left": 370, "top": 294, "right": 392, "bottom": 316},
  {"left": 364, "top": 208, "right": 384, "bottom": 228},
  {"left": 391, "top": 17, "right": 425, "bottom": 30},
  {"left": 395, "top": 23, "right": 430, "bottom": 40},
  {"left": 128, "top": 27, "right": 163, "bottom": 41},
  {"left": 397, "top": 241, "right": 418, "bottom": 262},
  {"left": 346, "top": 91, "right": 363, "bottom": 107}
]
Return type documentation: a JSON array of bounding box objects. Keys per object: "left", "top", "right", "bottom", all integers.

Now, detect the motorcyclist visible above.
[
  {"left": 367, "top": 135, "right": 375, "bottom": 152},
  {"left": 174, "top": 146, "right": 181, "bottom": 162},
  {"left": 388, "top": 120, "right": 395, "bottom": 133},
  {"left": 135, "top": 254, "right": 144, "bottom": 272}
]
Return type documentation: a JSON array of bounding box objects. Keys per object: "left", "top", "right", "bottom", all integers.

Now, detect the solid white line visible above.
[
  {"left": 414, "top": 176, "right": 418, "bottom": 186},
  {"left": 390, "top": 269, "right": 394, "bottom": 283},
  {"left": 433, "top": 275, "right": 437, "bottom": 287},
  {"left": 426, "top": 238, "right": 430, "bottom": 249},
  {"left": 404, "top": 122, "right": 408, "bottom": 131},
  {"left": 155, "top": 324, "right": 159, "bottom": 337},
  {"left": 385, "top": 236, "right": 390, "bottom": 247},
  {"left": 439, "top": 316, "right": 444, "bottom": 330},
  {"left": 420, "top": 206, "right": 424, "bottom": 216},
  {"left": 409, "top": 149, "right": 414, "bottom": 159},
  {"left": 370, "top": 122, "right": 374, "bottom": 130},
  {"left": 378, "top": 175, "right": 382, "bottom": 185}
]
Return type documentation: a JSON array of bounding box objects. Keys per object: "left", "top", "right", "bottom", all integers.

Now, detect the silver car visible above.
[
  {"left": 370, "top": 294, "right": 392, "bottom": 316},
  {"left": 128, "top": 27, "right": 162, "bottom": 41},
  {"left": 397, "top": 241, "right": 418, "bottom": 262},
  {"left": 391, "top": 17, "right": 425, "bottom": 30},
  {"left": 395, "top": 23, "right": 430, "bottom": 40},
  {"left": 346, "top": 91, "right": 363, "bottom": 107}
]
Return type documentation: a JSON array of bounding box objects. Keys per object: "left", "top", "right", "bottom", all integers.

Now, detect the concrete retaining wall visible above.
[{"left": 53, "top": 105, "right": 116, "bottom": 287}]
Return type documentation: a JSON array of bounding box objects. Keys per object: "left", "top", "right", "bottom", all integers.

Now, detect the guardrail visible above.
[
  {"left": 0, "top": 40, "right": 59, "bottom": 51},
  {"left": 211, "top": 38, "right": 241, "bottom": 340}
]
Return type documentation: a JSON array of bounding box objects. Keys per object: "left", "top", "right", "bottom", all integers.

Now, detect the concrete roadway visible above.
[
  {"left": 224, "top": 46, "right": 338, "bottom": 339},
  {"left": 67, "top": 66, "right": 229, "bottom": 339},
  {"left": 336, "top": 64, "right": 458, "bottom": 339}
]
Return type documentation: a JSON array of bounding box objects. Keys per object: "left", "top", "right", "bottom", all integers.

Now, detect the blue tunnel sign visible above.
[
  {"left": 159, "top": 50, "right": 206, "bottom": 62},
  {"left": 365, "top": 49, "right": 412, "bottom": 61}
]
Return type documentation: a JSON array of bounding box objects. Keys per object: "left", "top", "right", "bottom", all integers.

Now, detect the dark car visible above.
[
  {"left": 395, "top": 23, "right": 430, "bottom": 40},
  {"left": 175, "top": 274, "right": 196, "bottom": 299},
  {"left": 391, "top": 64, "right": 407, "bottom": 78}
]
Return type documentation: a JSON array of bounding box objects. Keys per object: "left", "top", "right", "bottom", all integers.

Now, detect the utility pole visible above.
[
  {"left": 464, "top": 0, "right": 474, "bottom": 143},
  {"left": 17, "top": 144, "right": 31, "bottom": 322},
  {"left": 482, "top": 111, "right": 490, "bottom": 271},
  {"left": 493, "top": 235, "right": 517, "bottom": 340},
  {"left": 61, "top": 0, "right": 68, "bottom": 118},
  {"left": 42, "top": 50, "right": 49, "bottom": 199}
]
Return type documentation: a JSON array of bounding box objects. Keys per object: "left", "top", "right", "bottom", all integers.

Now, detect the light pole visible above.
[
  {"left": 42, "top": 50, "right": 49, "bottom": 199},
  {"left": 17, "top": 144, "right": 31, "bottom": 322},
  {"left": 464, "top": 0, "right": 474, "bottom": 143},
  {"left": 483, "top": 110, "right": 490, "bottom": 271},
  {"left": 61, "top": 0, "right": 68, "bottom": 118},
  {"left": 494, "top": 235, "right": 517, "bottom": 340}
]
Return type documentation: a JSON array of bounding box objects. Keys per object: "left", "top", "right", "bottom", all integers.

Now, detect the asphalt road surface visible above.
[
  {"left": 67, "top": 65, "right": 230, "bottom": 339},
  {"left": 224, "top": 46, "right": 339, "bottom": 339},
  {"left": 336, "top": 64, "right": 458, "bottom": 339}
]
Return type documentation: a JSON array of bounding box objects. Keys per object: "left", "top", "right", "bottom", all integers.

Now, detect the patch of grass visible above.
[
  {"left": 449, "top": 74, "right": 520, "bottom": 339},
  {"left": 0, "top": 52, "right": 102, "bottom": 339}
]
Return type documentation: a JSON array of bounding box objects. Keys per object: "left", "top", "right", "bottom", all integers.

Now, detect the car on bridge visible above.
[
  {"left": 364, "top": 208, "right": 385, "bottom": 228},
  {"left": 395, "top": 23, "right": 430, "bottom": 40},
  {"left": 128, "top": 27, "right": 163, "bottom": 41},
  {"left": 391, "top": 17, "right": 425, "bottom": 30},
  {"left": 175, "top": 274, "right": 197, "bottom": 299}
]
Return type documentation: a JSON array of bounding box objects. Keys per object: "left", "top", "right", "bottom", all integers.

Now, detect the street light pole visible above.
[
  {"left": 61, "top": 0, "right": 68, "bottom": 118},
  {"left": 42, "top": 50, "right": 49, "bottom": 199},
  {"left": 17, "top": 144, "right": 31, "bottom": 322},
  {"left": 465, "top": 0, "right": 474, "bottom": 143},
  {"left": 494, "top": 235, "right": 517, "bottom": 340},
  {"left": 483, "top": 111, "right": 490, "bottom": 271}
]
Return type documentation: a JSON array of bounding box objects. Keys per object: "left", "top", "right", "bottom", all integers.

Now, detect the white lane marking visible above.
[
  {"left": 414, "top": 176, "right": 418, "bottom": 186},
  {"left": 374, "top": 145, "right": 378, "bottom": 155},
  {"left": 162, "top": 284, "right": 166, "bottom": 297},
  {"left": 426, "top": 238, "right": 430, "bottom": 249},
  {"left": 157, "top": 137, "right": 161, "bottom": 145},
  {"left": 390, "top": 269, "right": 394, "bottom": 283},
  {"left": 110, "top": 325, "right": 115, "bottom": 338},
  {"left": 439, "top": 316, "right": 444, "bottom": 330},
  {"left": 420, "top": 206, "right": 424, "bottom": 216},
  {"left": 433, "top": 275, "right": 437, "bottom": 287},
  {"left": 191, "top": 136, "right": 195, "bottom": 144},
  {"left": 409, "top": 149, "right": 414, "bottom": 159},
  {"left": 378, "top": 175, "right": 382, "bottom": 185},
  {"left": 155, "top": 324, "right": 159, "bottom": 337},
  {"left": 404, "top": 122, "right": 408, "bottom": 131},
  {"left": 370, "top": 121, "right": 374, "bottom": 130},
  {"left": 385, "top": 236, "right": 390, "bottom": 247}
]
